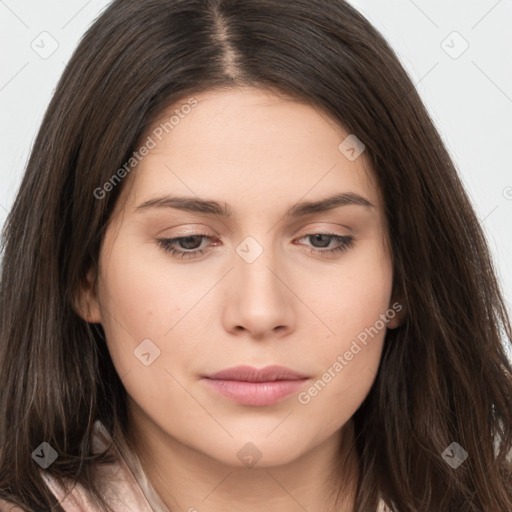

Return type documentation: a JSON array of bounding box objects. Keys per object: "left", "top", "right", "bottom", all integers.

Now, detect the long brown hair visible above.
[{"left": 1, "top": 0, "right": 511, "bottom": 510}]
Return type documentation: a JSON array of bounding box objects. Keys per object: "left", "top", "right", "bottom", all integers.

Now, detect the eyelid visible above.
[
  {"left": 158, "top": 219, "right": 353, "bottom": 239},
  {"left": 155, "top": 223, "right": 216, "bottom": 237},
  {"left": 155, "top": 217, "right": 355, "bottom": 236},
  {"left": 287, "top": 220, "right": 355, "bottom": 238}
]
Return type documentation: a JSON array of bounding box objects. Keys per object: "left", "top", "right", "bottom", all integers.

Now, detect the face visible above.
[{"left": 80, "top": 86, "right": 400, "bottom": 468}]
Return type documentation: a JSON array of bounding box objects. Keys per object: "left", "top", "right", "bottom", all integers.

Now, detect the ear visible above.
[
  {"left": 386, "top": 296, "right": 406, "bottom": 329},
  {"left": 73, "top": 266, "right": 102, "bottom": 324}
]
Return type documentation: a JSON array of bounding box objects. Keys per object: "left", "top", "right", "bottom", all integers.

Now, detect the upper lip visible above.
[{"left": 204, "top": 365, "right": 309, "bottom": 382}]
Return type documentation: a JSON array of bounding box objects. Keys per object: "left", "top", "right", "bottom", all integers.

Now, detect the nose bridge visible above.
[
  {"left": 234, "top": 234, "right": 282, "bottom": 299},
  {"left": 225, "top": 232, "right": 293, "bottom": 335}
]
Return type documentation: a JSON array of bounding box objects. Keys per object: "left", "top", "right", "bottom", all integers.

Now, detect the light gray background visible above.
[{"left": 1, "top": 1, "right": 511, "bottom": 357}]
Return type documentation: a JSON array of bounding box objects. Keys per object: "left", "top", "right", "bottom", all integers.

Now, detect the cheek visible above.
[
  {"left": 98, "top": 235, "right": 203, "bottom": 338},
  {"left": 310, "top": 240, "right": 393, "bottom": 347},
  {"left": 95, "top": 238, "right": 194, "bottom": 377},
  {"left": 296, "top": 243, "right": 392, "bottom": 418},
  {"left": 96, "top": 240, "right": 203, "bottom": 423}
]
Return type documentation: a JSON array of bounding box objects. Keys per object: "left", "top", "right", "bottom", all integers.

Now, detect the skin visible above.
[{"left": 78, "top": 86, "right": 402, "bottom": 511}]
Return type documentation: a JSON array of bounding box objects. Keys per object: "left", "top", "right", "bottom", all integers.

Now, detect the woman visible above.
[{"left": 0, "top": 0, "right": 511, "bottom": 510}]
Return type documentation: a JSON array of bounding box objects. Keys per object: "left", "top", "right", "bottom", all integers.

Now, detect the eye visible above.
[
  {"left": 296, "top": 233, "right": 354, "bottom": 256},
  {"left": 156, "top": 234, "right": 215, "bottom": 260},
  {"left": 156, "top": 233, "right": 354, "bottom": 260}
]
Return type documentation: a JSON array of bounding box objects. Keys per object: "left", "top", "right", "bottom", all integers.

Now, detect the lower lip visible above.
[{"left": 202, "top": 378, "right": 308, "bottom": 406}]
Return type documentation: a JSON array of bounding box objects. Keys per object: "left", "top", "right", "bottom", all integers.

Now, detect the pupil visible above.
[
  {"left": 181, "top": 236, "right": 202, "bottom": 250},
  {"left": 313, "top": 234, "right": 330, "bottom": 248}
]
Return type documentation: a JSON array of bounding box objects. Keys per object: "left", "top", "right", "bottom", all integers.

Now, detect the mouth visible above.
[{"left": 202, "top": 365, "right": 310, "bottom": 406}]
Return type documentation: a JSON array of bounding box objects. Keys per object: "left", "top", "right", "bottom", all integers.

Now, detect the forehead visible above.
[{"left": 117, "top": 87, "right": 380, "bottom": 216}]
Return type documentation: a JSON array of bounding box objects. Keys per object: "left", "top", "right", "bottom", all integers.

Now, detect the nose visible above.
[{"left": 221, "top": 239, "right": 295, "bottom": 340}]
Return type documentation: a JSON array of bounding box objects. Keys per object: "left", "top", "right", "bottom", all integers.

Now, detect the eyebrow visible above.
[{"left": 134, "top": 192, "right": 374, "bottom": 217}]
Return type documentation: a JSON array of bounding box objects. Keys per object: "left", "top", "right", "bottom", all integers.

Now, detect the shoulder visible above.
[
  {"left": 0, "top": 497, "right": 25, "bottom": 511},
  {"left": 0, "top": 420, "right": 141, "bottom": 512},
  {"left": 0, "top": 475, "right": 93, "bottom": 512},
  {"left": 377, "top": 497, "right": 393, "bottom": 511},
  {"left": 40, "top": 420, "right": 158, "bottom": 512}
]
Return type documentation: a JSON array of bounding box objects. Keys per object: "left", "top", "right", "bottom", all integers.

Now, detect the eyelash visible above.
[{"left": 156, "top": 233, "right": 354, "bottom": 260}]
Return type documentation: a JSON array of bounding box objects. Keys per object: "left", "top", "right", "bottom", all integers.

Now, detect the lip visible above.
[
  {"left": 206, "top": 365, "right": 308, "bottom": 382},
  {"left": 202, "top": 365, "right": 310, "bottom": 406}
]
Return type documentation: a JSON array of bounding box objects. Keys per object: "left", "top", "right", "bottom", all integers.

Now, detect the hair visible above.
[{"left": 1, "top": 0, "right": 511, "bottom": 510}]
